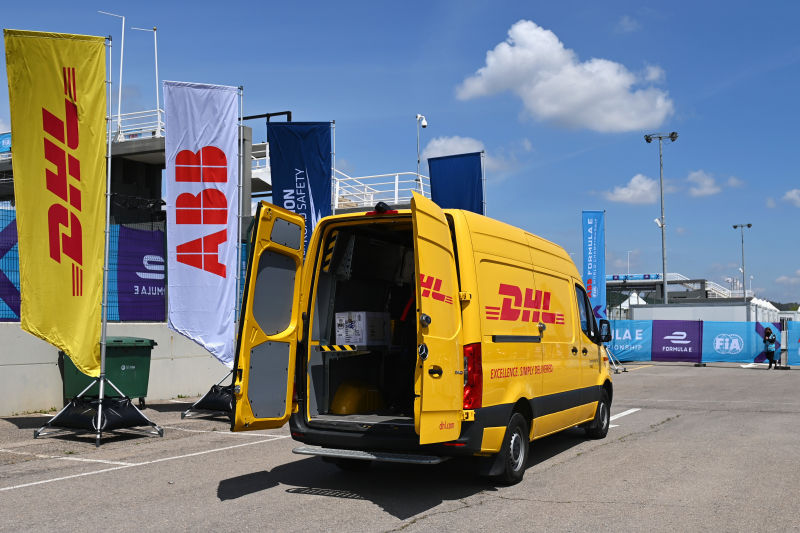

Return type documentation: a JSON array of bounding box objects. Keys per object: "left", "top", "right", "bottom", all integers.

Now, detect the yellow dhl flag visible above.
[{"left": 4, "top": 30, "right": 106, "bottom": 377}]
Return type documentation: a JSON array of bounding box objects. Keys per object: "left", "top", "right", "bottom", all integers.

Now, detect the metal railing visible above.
[
  {"left": 113, "top": 109, "right": 164, "bottom": 141},
  {"left": 332, "top": 170, "right": 430, "bottom": 211}
]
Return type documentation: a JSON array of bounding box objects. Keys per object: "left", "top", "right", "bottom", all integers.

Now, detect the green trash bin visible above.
[{"left": 60, "top": 337, "right": 157, "bottom": 408}]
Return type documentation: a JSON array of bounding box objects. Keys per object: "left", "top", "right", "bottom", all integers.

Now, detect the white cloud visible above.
[
  {"left": 675, "top": 227, "right": 687, "bottom": 235},
  {"left": 521, "top": 138, "right": 532, "bottom": 152},
  {"left": 783, "top": 189, "right": 800, "bottom": 207},
  {"left": 727, "top": 176, "right": 745, "bottom": 188},
  {"left": 0, "top": 117, "right": 9, "bottom": 132},
  {"left": 457, "top": 20, "right": 673, "bottom": 133},
  {"left": 615, "top": 15, "right": 641, "bottom": 33},
  {"left": 687, "top": 170, "right": 721, "bottom": 197},
  {"left": 766, "top": 197, "right": 776, "bottom": 208},
  {"left": 644, "top": 65, "right": 665, "bottom": 83},
  {"left": 602, "top": 174, "right": 658, "bottom": 204},
  {"left": 776, "top": 270, "right": 800, "bottom": 286},
  {"left": 422, "top": 136, "right": 504, "bottom": 173}
]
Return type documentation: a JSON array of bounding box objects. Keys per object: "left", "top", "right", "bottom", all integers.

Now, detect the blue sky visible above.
[{"left": 2, "top": 2, "right": 799, "bottom": 302}]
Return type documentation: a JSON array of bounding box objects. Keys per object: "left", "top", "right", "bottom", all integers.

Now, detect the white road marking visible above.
[
  {"left": 610, "top": 408, "right": 641, "bottom": 421},
  {"left": 0, "top": 436, "right": 287, "bottom": 492},
  {"left": 162, "top": 425, "right": 284, "bottom": 438},
  {"left": 168, "top": 399, "right": 192, "bottom": 403},
  {"left": 0, "top": 449, "right": 134, "bottom": 466}
]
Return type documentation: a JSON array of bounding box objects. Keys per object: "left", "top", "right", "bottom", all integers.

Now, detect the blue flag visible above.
[
  {"left": 582, "top": 210, "right": 606, "bottom": 319},
  {"left": 428, "top": 152, "right": 484, "bottom": 214},
  {"left": 267, "top": 122, "right": 332, "bottom": 250}
]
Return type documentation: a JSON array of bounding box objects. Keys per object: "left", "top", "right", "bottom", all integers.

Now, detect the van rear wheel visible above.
[
  {"left": 493, "top": 413, "right": 529, "bottom": 485},
  {"left": 585, "top": 389, "right": 610, "bottom": 439}
]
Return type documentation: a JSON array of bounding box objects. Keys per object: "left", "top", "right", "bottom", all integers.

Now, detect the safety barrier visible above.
[{"left": 609, "top": 319, "right": 798, "bottom": 366}]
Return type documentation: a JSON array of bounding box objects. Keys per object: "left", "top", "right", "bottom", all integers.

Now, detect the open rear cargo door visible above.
[
  {"left": 411, "top": 193, "right": 463, "bottom": 444},
  {"left": 232, "top": 202, "right": 305, "bottom": 431}
]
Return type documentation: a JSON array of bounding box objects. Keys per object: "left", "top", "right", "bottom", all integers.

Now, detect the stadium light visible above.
[{"left": 644, "top": 132, "right": 678, "bottom": 304}]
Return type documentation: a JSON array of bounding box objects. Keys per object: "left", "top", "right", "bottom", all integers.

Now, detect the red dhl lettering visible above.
[
  {"left": 439, "top": 421, "right": 455, "bottom": 430},
  {"left": 419, "top": 273, "right": 453, "bottom": 304},
  {"left": 485, "top": 284, "right": 565, "bottom": 325},
  {"left": 43, "top": 67, "right": 84, "bottom": 296}
]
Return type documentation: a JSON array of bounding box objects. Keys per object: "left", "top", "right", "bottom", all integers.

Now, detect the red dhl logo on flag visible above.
[
  {"left": 485, "top": 283, "right": 565, "bottom": 324},
  {"left": 42, "top": 67, "right": 84, "bottom": 296},
  {"left": 420, "top": 274, "right": 453, "bottom": 304},
  {"left": 174, "top": 147, "right": 229, "bottom": 278}
]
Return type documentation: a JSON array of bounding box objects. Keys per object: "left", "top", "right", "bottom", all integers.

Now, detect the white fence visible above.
[{"left": 332, "top": 170, "right": 430, "bottom": 211}]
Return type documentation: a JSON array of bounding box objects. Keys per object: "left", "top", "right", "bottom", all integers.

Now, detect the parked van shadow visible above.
[
  {"left": 218, "top": 455, "right": 492, "bottom": 519},
  {"left": 217, "top": 429, "right": 589, "bottom": 519}
]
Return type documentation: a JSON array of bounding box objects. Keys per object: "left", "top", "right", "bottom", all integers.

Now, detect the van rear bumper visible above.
[
  {"left": 293, "top": 445, "right": 448, "bottom": 464},
  {"left": 289, "top": 403, "right": 514, "bottom": 457}
]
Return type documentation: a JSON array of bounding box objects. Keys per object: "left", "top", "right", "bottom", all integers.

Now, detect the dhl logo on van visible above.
[
  {"left": 485, "top": 284, "right": 565, "bottom": 324},
  {"left": 419, "top": 274, "right": 453, "bottom": 304}
]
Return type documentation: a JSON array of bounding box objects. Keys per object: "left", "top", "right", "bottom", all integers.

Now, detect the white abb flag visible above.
[{"left": 164, "top": 81, "right": 238, "bottom": 367}]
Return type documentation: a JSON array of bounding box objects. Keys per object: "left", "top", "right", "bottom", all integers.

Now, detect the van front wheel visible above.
[
  {"left": 493, "top": 413, "right": 530, "bottom": 485},
  {"left": 585, "top": 389, "right": 610, "bottom": 439}
]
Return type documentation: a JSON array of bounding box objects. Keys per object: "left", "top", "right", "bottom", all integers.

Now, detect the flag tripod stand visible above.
[
  {"left": 181, "top": 370, "right": 234, "bottom": 420},
  {"left": 33, "top": 36, "right": 163, "bottom": 446}
]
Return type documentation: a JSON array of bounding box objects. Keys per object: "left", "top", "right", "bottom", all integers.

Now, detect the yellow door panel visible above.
[
  {"left": 412, "top": 193, "right": 463, "bottom": 444},
  {"left": 232, "top": 203, "right": 305, "bottom": 431}
]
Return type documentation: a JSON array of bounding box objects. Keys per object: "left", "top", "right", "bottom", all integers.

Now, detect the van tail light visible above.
[{"left": 463, "top": 342, "right": 483, "bottom": 409}]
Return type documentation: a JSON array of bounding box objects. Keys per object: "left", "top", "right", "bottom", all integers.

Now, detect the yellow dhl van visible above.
[{"left": 232, "top": 193, "right": 613, "bottom": 484}]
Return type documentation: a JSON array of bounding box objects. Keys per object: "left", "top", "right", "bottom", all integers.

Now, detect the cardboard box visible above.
[{"left": 335, "top": 311, "right": 391, "bottom": 346}]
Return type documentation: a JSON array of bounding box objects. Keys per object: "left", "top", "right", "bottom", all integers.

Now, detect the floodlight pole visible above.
[
  {"left": 99, "top": 11, "right": 125, "bottom": 139},
  {"left": 416, "top": 114, "right": 427, "bottom": 193},
  {"left": 644, "top": 132, "right": 678, "bottom": 304},
  {"left": 733, "top": 223, "right": 752, "bottom": 305},
  {"left": 131, "top": 26, "right": 161, "bottom": 135}
]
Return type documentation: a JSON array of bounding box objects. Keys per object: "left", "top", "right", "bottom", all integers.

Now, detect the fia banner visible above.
[
  {"left": 5, "top": 30, "right": 106, "bottom": 377},
  {"left": 581, "top": 210, "right": 606, "bottom": 319},
  {"left": 428, "top": 152, "right": 484, "bottom": 214},
  {"left": 164, "top": 81, "right": 238, "bottom": 367},
  {"left": 267, "top": 122, "right": 332, "bottom": 250}
]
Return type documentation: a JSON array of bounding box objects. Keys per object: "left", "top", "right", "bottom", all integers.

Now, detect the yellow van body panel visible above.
[{"left": 232, "top": 204, "right": 305, "bottom": 431}]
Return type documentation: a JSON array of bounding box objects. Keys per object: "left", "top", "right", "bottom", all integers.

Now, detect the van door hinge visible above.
[{"left": 458, "top": 292, "right": 472, "bottom": 302}]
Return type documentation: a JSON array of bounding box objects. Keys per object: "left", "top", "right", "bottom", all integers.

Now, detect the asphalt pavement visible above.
[{"left": 1, "top": 362, "right": 798, "bottom": 532}]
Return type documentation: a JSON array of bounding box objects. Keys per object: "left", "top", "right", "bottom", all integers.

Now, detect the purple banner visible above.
[
  {"left": 0, "top": 217, "right": 20, "bottom": 320},
  {"left": 117, "top": 226, "right": 165, "bottom": 321},
  {"left": 652, "top": 320, "right": 703, "bottom": 363}
]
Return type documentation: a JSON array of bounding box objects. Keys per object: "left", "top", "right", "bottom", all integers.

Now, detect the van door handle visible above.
[
  {"left": 571, "top": 347, "right": 578, "bottom": 355},
  {"left": 428, "top": 366, "right": 443, "bottom": 378},
  {"left": 582, "top": 348, "right": 588, "bottom": 356}
]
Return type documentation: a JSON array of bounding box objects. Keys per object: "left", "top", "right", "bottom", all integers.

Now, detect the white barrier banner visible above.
[{"left": 164, "top": 81, "right": 238, "bottom": 367}]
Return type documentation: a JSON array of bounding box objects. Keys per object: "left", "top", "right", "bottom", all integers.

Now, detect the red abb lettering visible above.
[
  {"left": 176, "top": 189, "right": 227, "bottom": 225},
  {"left": 176, "top": 230, "right": 227, "bottom": 278},
  {"left": 175, "top": 146, "right": 227, "bottom": 182}
]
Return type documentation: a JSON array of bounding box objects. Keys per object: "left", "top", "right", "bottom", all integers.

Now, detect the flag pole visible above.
[
  {"left": 93, "top": 35, "right": 114, "bottom": 446},
  {"left": 235, "top": 86, "right": 243, "bottom": 329}
]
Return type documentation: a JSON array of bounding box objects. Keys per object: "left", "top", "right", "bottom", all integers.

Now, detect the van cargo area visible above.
[{"left": 306, "top": 219, "right": 419, "bottom": 431}]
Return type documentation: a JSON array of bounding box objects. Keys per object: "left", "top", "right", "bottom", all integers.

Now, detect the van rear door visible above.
[
  {"left": 411, "top": 193, "right": 463, "bottom": 444},
  {"left": 232, "top": 202, "right": 305, "bottom": 431}
]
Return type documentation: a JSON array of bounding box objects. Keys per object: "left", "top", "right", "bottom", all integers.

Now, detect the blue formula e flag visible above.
[
  {"left": 582, "top": 210, "right": 606, "bottom": 319},
  {"left": 267, "top": 122, "right": 332, "bottom": 250},
  {"left": 428, "top": 152, "right": 484, "bottom": 214}
]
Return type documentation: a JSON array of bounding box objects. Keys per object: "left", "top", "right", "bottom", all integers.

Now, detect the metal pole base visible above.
[
  {"left": 181, "top": 370, "right": 233, "bottom": 420},
  {"left": 694, "top": 363, "right": 707, "bottom": 367},
  {"left": 33, "top": 376, "right": 164, "bottom": 446}
]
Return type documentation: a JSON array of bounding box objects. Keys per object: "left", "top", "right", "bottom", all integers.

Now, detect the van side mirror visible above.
[{"left": 598, "top": 319, "right": 612, "bottom": 343}]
